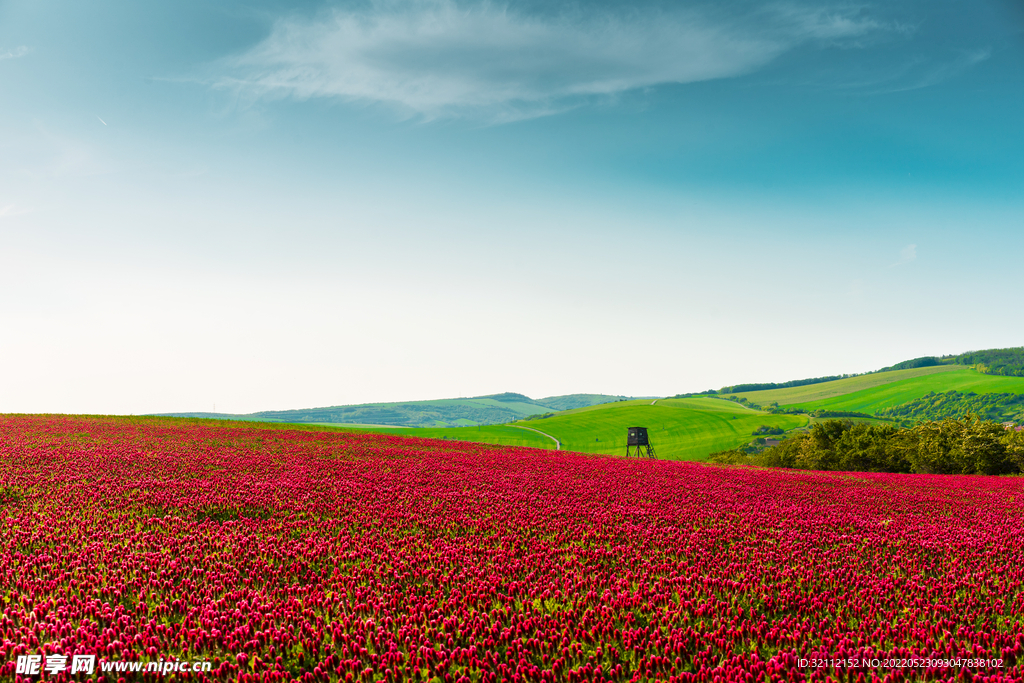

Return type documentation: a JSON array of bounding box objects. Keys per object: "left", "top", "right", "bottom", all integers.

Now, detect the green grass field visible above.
[
  {"left": 184, "top": 362, "right": 1024, "bottom": 460},
  {"left": 158, "top": 393, "right": 628, "bottom": 428},
  {"left": 729, "top": 365, "right": 961, "bottom": 405},
  {"left": 805, "top": 416, "right": 894, "bottom": 428},
  {"left": 518, "top": 398, "right": 806, "bottom": 460},
  {"left": 792, "top": 367, "right": 1024, "bottom": 414},
  {"left": 320, "top": 423, "right": 559, "bottom": 449},
  {"left": 732, "top": 365, "right": 1024, "bottom": 414},
  {"left": 328, "top": 398, "right": 806, "bottom": 461}
]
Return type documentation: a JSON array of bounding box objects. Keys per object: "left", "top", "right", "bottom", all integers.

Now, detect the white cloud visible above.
[
  {"left": 905, "top": 48, "right": 991, "bottom": 90},
  {"left": 891, "top": 243, "right": 916, "bottom": 267},
  {"left": 0, "top": 46, "right": 29, "bottom": 61},
  {"left": 0, "top": 204, "right": 32, "bottom": 219},
  {"left": 866, "top": 48, "right": 991, "bottom": 95},
  {"left": 217, "top": 0, "right": 882, "bottom": 121}
]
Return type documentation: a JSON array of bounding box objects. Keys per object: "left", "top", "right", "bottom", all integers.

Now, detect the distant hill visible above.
[
  {"left": 729, "top": 365, "right": 1024, "bottom": 415},
  {"left": 536, "top": 394, "right": 631, "bottom": 411},
  {"left": 683, "top": 347, "right": 1024, "bottom": 397},
  {"left": 513, "top": 397, "right": 805, "bottom": 460},
  {"left": 156, "top": 348, "right": 1024, "bottom": 451},
  {"left": 154, "top": 393, "right": 629, "bottom": 428},
  {"left": 876, "top": 390, "right": 1024, "bottom": 425},
  {"left": 346, "top": 397, "right": 807, "bottom": 461},
  {"left": 952, "top": 347, "right": 1024, "bottom": 377}
]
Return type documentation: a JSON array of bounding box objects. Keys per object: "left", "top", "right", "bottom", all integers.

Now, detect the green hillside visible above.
[
  {"left": 156, "top": 392, "right": 627, "bottom": 428},
  {"left": 729, "top": 365, "right": 961, "bottom": 406},
  {"left": 791, "top": 368, "right": 1024, "bottom": 414},
  {"left": 731, "top": 365, "right": 1024, "bottom": 415},
  {"left": 156, "top": 348, "right": 1024, "bottom": 459},
  {"left": 338, "top": 423, "right": 558, "bottom": 450},
  {"left": 520, "top": 398, "right": 805, "bottom": 460},
  {"left": 336, "top": 398, "right": 805, "bottom": 461},
  {"left": 538, "top": 394, "right": 633, "bottom": 412},
  {"left": 876, "top": 391, "right": 1024, "bottom": 425},
  {"left": 951, "top": 347, "right": 1024, "bottom": 377}
]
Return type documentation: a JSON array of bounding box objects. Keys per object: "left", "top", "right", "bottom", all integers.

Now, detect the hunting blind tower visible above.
[{"left": 626, "top": 427, "right": 656, "bottom": 459}]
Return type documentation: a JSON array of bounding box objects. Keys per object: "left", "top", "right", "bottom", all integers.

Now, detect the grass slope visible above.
[
  {"left": 514, "top": 398, "right": 805, "bottom": 460},
  {"left": 246, "top": 396, "right": 548, "bottom": 427},
  {"left": 732, "top": 365, "right": 1024, "bottom": 415},
  {"left": 536, "top": 394, "right": 630, "bottom": 411},
  {"left": 157, "top": 393, "right": 627, "bottom": 428},
  {"left": 729, "top": 365, "right": 962, "bottom": 406},
  {"left": 790, "top": 367, "right": 1024, "bottom": 414},
  {"left": 326, "top": 424, "right": 557, "bottom": 450},
  {"left": 330, "top": 398, "right": 805, "bottom": 461}
]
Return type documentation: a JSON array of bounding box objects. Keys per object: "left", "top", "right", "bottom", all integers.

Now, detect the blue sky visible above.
[{"left": 1, "top": 0, "right": 1022, "bottom": 414}]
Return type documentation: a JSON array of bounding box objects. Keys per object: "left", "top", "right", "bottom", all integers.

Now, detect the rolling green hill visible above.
[
  {"left": 346, "top": 398, "right": 807, "bottom": 461},
  {"left": 522, "top": 398, "right": 806, "bottom": 460},
  {"left": 730, "top": 365, "right": 1024, "bottom": 414},
  {"left": 876, "top": 390, "right": 1024, "bottom": 425},
  {"left": 157, "top": 348, "right": 1024, "bottom": 461},
  {"left": 791, "top": 368, "right": 1024, "bottom": 414},
  {"left": 337, "top": 423, "right": 559, "bottom": 450},
  {"left": 728, "top": 365, "right": 961, "bottom": 406},
  {"left": 156, "top": 392, "right": 629, "bottom": 428}
]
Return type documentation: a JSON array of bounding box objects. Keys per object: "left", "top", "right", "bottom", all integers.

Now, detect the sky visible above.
[{"left": 1, "top": 0, "right": 1023, "bottom": 415}]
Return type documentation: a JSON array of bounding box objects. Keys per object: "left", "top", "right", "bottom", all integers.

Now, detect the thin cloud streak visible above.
[
  {"left": 217, "top": 0, "right": 884, "bottom": 121},
  {"left": 891, "top": 243, "right": 917, "bottom": 267},
  {"left": 0, "top": 46, "right": 29, "bottom": 60},
  {"left": 872, "top": 48, "right": 992, "bottom": 94},
  {"left": 0, "top": 205, "right": 32, "bottom": 219},
  {"left": 864, "top": 47, "right": 991, "bottom": 94}
]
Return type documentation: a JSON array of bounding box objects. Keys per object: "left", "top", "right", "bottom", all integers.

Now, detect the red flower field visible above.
[{"left": 0, "top": 415, "right": 1021, "bottom": 682}]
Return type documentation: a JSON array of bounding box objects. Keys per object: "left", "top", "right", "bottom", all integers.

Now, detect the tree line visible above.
[
  {"left": 875, "top": 348, "right": 1024, "bottom": 377},
  {"left": 953, "top": 347, "right": 1024, "bottom": 377},
  {"left": 877, "top": 390, "right": 1024, "bottom": 425},
  {"left": 674, "top": 347, "right": 1024, "bottom": 399},
  {"left": 711, "top": 416, "right": 1024, "bottom": 475}
]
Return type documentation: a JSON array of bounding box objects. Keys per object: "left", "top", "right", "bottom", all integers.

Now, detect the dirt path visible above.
[{"left": 510, "top": 424, "right": 561, "bottom": 450}]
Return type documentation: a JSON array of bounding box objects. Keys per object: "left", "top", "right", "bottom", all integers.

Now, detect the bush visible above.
[
  {"left": 898, "top": 416, "right": 1016, "bottom": 475},
  {"left": 713, "top": 417, "right": 1021, "bottom": 475},
  {"left": 752, "top": 425, "right": 784, "bottom": 435}
]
